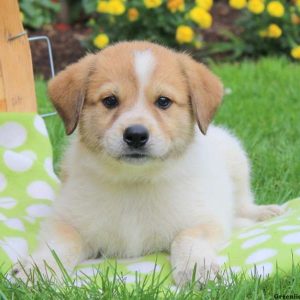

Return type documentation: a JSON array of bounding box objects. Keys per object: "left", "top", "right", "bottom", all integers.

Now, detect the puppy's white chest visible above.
[{"left": 74, "top": 182, "right": 209, "bottom": 258}]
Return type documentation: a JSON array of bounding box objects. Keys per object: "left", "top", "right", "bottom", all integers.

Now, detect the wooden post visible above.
[{"left": 0, "top": 0, "right": 37, "bottom": 112}]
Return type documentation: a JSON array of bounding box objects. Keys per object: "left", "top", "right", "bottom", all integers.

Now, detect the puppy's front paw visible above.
[
  {"left": 255, "top": 204, "right": 286, "bottom": 221},
  {"left": 172, "top": 256, "right": 220, "bottom": 287}
]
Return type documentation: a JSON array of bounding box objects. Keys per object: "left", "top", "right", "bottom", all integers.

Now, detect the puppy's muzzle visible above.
[{"left": 123, "top": 125, "right": 149, "bottom": 149}]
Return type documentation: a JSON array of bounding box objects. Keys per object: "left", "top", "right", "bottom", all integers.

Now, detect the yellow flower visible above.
[
  {"left": 189, "top": 7, "right": 213, "bottom": 28},
  {"left": 144, "top": 0, "right": 162, "bottom": 8},
  {"left": 291, "top": 46, "right": 300, "bottom": 59},
  {"left": 196, "top": 0, "right": 213, "bottom": 11},
  {"left": 167, "top": 0, "right": 185, "bottom": 13},
  {"left": 267, "top": 23, "right": 282, "bottom": 37},
  {"left": 267, "top": 1, "right": 285, "bottom": 17},
  {"left": 93, "top": 33, "right": 110, "bottom": 49},
  {"left": 229, "top": 0, "right": 247, "bottom": 9},
  {"left": 176, "top": 25, "right": 195, "bottom": 43},
  {"left": 97, "top": 0, "right": 126, "bottom": 15},
  {"left": 108, "top": 0, "right": 126, "bottom": 15},
  {"left": 97, "top": 1, "right": 110, "bottom": 13},
  {"left": 260, "top": 23, "right": 282, "bottom": 38},
  {"left": 128, "top": 8, "right": 139, "bottom": 21},
  {"left": 20, "top": 11, "right": 24, "bottom": 22},
  {"left": 248, "top": 0, "right": 265, "bottom": 14}
]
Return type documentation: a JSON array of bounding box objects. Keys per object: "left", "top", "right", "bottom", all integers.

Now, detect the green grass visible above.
[{"left": 2, "top": 57, "right": 299, "bottom": 299}]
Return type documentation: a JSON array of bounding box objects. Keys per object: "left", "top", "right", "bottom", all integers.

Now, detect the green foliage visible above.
[
  {"left": 20, "top": 0, "right": 60, "bottom": 29},
  {"left": 86, "top": 0, "right": 211, "bottom": 50},
  {"left": 211, "top": 0, "right": 300, "bottom": 59}
]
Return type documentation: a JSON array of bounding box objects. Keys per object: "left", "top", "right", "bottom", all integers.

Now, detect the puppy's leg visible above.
[
  {"left": 13, "top": 218, "right": 87, "bottom": 282},
  {"left": 230, "top": 144, "right": 285, "bottom": 221},
  {"left": 171, "top": 223, "right": 223, "bottom": 286}
]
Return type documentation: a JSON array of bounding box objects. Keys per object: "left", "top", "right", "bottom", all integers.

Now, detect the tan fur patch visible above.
[
  {"left": 48, "top": 55, "right": 96, "bottom": 135},
  {"left": 174, "top": 223, "right": 223, "bottom": 243},
  {"left": 178, "top": 54, "right": 224, "bottom": 134}
]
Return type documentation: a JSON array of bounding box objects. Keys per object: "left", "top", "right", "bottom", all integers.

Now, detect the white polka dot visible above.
[
  {"left": 0, "top": 122, "right": 27, "bottom": 149},
  {"left": 77, "top": 267, "right": 98, "bottom": 276},
  {"left": 120, "top": 275, "right": 135, "bottom": 284},
  {"left": 294, "top": 249, "right": 300, "bottom": 256},
  {"left": 73, "top": 278, "right": 88, "bottom": 287},
  {"left": 219, "top": 241, "right": 231, "bottom": 250},
  {"left": 0, "top": 197, "right": 16, "bottom": 209},
  {"left": 0, "top": 237, "right": 28, "bottom": 262},
  {"left": 27, "top": 181, "right": 55, "bottom": 200},
  {"left": 216, "top": 256, "right": 228, "bottom": 265},
  {"left": 3, "top": 150, "right": 34, "bottom": 172},
  {"left": 20, "top": 150, "right": 37, "bottom": 161},
  {"left": 282, "top": 232, "right": 300, "bottom": 244},
  {"left": 0, "top": 213, "right": 7, "bottom": 221},
  {"left": 230, "top": 266, "right": 241, "bottom": 274},
  {"left": 246, "top": 249, "right": 277, "bottom": 264},
  {"left": 34, "top": 115, "right": 48, "bottom": 136},
  {"left": 23, "top": 216, "right": 36, "bottom": 224},
  {"left": 0, "top": 173, "right": 7, "bottom": 192},
  {"left": 127, "top": 262, "right": 161, "bottom": 274},
  {"left": 241, "top": 234, "right": 271, "bottom": 249},
  {"left": 262, "top": 218, "right": 286, "bottom": 227},
  {"left": 248, "top": 262, "right": 273, "bottom": 278},
  {"left": 169, "top": 285, "right": 180, "bottom": 293},
  {"left": 238, "top": 228, "right": 267, "bottom": 239},
  {"left": 4, "top": 218, "right": 25, "bottom": 231},
  {"left": 44, "top": 158, "right": 59, "bottom": 182},
  {"left": 26, "top": 204, "right": 52, "bottom": 218},
  {"left": 278, "top": 225, "right": 300, "bottom": 231}
]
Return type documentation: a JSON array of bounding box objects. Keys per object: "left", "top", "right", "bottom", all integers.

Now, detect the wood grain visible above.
[{"left": 0, "top": 0, "right": 37, "bottom": 112}]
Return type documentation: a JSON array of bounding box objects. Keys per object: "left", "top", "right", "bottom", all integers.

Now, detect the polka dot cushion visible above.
[
  {"left": 0, "top": 113, "right": 299, "bottom": 286},
  {"left": 0, "top": 113, "right": 59, "bottom": 272}
]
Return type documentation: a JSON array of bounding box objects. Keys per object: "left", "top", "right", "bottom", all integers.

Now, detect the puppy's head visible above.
[{"left": 48, "top": 42, "right": 223, "bottom": 165}]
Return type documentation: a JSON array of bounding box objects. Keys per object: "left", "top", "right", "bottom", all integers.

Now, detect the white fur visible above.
[
  {"left": 134, "top": 50, "right": 156, "bottom": 93},
  {"left": 14, "top": 49, "right": 285, "bottom": 285}
]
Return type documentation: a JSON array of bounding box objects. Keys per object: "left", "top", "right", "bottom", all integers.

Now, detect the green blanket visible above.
[{"left": 0, "top": 113, "right": 299, "bottom": 286}]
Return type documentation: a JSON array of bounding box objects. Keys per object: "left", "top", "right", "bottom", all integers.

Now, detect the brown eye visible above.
[
  {"left": 155, "top": 96, "right": 172, "bottom": 110},
  {"left": 102, "top": 95, "right": 119, "bottom": 109}
]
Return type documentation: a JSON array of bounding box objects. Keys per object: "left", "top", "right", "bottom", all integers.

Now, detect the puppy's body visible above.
[
  {"left": 55, "top": 126, "right": 235, "bottom": 258},
  {"left": 14, "top": 41, "right": 284, "bottom": 285}
]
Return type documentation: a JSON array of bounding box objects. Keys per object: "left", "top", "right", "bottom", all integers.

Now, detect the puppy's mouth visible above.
[{"left": 119, "top": 151, "right": 152, "bottom": 164}]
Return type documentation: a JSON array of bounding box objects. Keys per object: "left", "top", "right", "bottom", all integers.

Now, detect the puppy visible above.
[{"left": 14, "top": 41, "right": 284, "bottom": 285}]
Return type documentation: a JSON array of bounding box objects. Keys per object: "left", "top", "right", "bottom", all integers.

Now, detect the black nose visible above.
[{"left": 123, "top": 125, "right": 149, "bottom": 148}]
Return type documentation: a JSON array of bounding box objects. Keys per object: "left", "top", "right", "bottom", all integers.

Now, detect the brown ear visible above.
[
  {"left": 48, "top": 54, "right": 95, "bottom": 135},
  {"left": 179, "top": 54, "right": 223, "bottom": 135}
]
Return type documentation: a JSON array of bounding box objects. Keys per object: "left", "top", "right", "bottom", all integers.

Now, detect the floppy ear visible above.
[
  {"left": 179, "top": 54, "right": 223, "bottom": 135},
  {"left": 48, "top": 54, "right": 95, "bottom": 135}
]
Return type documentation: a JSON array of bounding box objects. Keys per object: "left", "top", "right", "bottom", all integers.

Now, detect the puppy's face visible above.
[{"left": 48, "top": 42, "right": 223, "bottom": 165}]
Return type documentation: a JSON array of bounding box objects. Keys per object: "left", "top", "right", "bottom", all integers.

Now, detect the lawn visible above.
[{"left": 2, "top": 57, "right": 299, "bottom": 299}]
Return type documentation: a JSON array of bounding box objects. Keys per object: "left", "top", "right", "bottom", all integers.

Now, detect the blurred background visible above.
[{"left": 21, "top": 0, "right": 300, "bottom": 78}]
